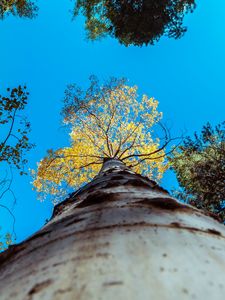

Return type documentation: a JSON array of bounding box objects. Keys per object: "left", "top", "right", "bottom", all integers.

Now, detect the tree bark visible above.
[{"left": 0, "top": 159, "right": 225, "bottom": 300}]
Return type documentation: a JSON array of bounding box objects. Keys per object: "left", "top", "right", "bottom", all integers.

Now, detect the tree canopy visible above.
[
  {"left": 170, "top": 122, "right": 225, "bottom": 222},
  {"left": 32, "top": 77, "right": 171, "bottom": 203},
  {"left": 0, "top": 0, "right": 38, "bottom": 19},
  {"left": 73, "top": 0, "right": 196, "bottom": 46}
]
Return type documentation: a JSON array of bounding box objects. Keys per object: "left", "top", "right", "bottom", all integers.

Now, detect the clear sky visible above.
[{"left": 0, "top": 0, "right": 225, "bottom": 243}]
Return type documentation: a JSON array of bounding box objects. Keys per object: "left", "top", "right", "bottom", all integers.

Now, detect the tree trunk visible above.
[{"left": 0, "top": 159, "right": 225, "bottom": 300}]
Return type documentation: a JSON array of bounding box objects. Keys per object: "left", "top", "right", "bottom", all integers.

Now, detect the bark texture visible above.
[{"left": 0, "top": 159, "right": 225, "bottom": 300}]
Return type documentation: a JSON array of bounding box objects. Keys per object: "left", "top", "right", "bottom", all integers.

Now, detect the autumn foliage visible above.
[{"left": 32, "top": 77, "right": 169, "bottom": 203}]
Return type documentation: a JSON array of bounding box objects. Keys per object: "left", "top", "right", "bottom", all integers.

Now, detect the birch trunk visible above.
[{"left": 0, "top": 159, "right": 225, "bottom": 300}]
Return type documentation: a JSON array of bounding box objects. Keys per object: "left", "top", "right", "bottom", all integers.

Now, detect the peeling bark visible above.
[{"left": 0, "top": 159, "right": 225, "bottom": 300}]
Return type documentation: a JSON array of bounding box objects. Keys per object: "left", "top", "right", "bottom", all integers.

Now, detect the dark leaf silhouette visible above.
[
  {"left": 0, "top": 0, "right": 38, "bottom": 19},
  {"left": 74, "top": 0, "right": 196, "bottom": 46}
]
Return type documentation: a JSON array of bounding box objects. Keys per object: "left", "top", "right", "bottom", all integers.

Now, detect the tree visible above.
[
  {"left": 0, "top": 0, "right": 38, "bottom": 19},
  {"left": 1, "top": 156, "right": 225, "bottom": 299},
  {"left": 0, "top": 85, "right": 34, "bottom": 249},
  {"left": 73, "top": 0, "right": 196, "bottom": 46},
  {"left": 32, "top": 77, "right": 172, "bottom": 203},
  {"left": 1, "top": 80, "right": 225, "bottom": 299},
  {"left": 170, "top": 122, "right": 225, "bottom": 222}
]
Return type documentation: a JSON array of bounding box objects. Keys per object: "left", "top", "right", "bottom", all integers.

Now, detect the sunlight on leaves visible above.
[{"left": 32, "top": 77, "right": 169, "bottom": 203}]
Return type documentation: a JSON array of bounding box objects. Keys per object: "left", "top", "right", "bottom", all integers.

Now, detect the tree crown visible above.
[
  {"left": 73, "top": 0, "right": 196, "bottom": 46},
  {"left": 32, "top": 77, "right": 169, "bottom": 203}
]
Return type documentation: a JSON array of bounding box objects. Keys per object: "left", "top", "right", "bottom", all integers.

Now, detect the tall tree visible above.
[
  {"left": 1, "top": 80, "right": 225, "bottom": 299},
  {"left": 0, "top": 0, "right": 38, "bottom": 19},
  {"left": 32, "top": 77, "right": 171, "bottom": 203},
  {"left": 1, "top": 156, "right": 225, "bottom": 299},
  {"left": 73, "top": 0, "right": 196, "bottom": 46},
  {"left": 170, "top": 122, "right": 225, "bottom": 222},
  {"left": 0, "top": 85, "right": 34, "bottom": 248}
]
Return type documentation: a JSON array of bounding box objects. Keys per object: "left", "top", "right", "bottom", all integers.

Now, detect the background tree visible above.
[
  {"left": 0, "top": 0, "right": 38, "bottom": 19},
  {"left": 0, "top": 85, "right": 34, "bottom": 248},
  {"left": 170, "top": 122, "right": 225, "bottom": 223},
  {"left": 73, "top": 0, "right": 196, "bottom": 46},
  {"left": 32, "top": 76, "right": 175, "bottom": 203}
]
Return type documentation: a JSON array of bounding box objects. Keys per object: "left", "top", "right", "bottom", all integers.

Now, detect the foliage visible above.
[
  {"left": 0, "top": 0, "right": 38, "bottom": 19},
  {"left": 0, "top": 85, "right": 34, "bottom": 173},
  {"left": 0, "top": 231, "right": 12, "bottom": 252},
  {"left": 73, "top": 0, "right": 196, "bottom": 46},
  {"left": 0, "top": 85, "right": 34, "bottom": 249},
  {"left": 32, "top": 77, "right": 169, "bottom": 203},
  {"left": 170, "top": 122, "right": 225, "bottom": 222}
]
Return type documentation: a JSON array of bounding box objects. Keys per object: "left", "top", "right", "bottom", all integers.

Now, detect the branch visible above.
[
  {"left": 0, "top": 204, "right": 16, "bottom": 239},
  {"left": 129, "top": 142, "right": 182, "bottom": 168},
  {"left": 1, "top": 108, "right": 17, "bottom": 149},
  {"left": 0, "top": 168, "right": 16, "bottom": 239},
  {"left": 118, "top": 132, "right": 139, "bottom": 159},
  {"left": 122, "top": 136, "right": 182, "bottom": 161}
]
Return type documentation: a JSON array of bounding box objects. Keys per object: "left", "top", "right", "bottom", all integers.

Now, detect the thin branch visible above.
[
  {"left": 121, "top": 121, "right": 141, "bottom": 147},
  {"left": 129, "top": 142, "right": 182, "bottom": 168},
  {"left": 77, "top": 160, "right": 103, "bottom": 169},
  {"left": 122, "top": 136, "right": 182, "bottom": 161},
  {"left": 113, "top": 132, "right": 123, "bottom": 158},
  {"left": 75, "top": 114, "right": 109, "bottom": 157},
  {"left": 118, "top": 132, "right": 139, "bottom": 159},
  {"left": 1, "top": 108, "right": 17, "bottom": 148},
  {"left": 0, "top": 204, "right": 16, "bottom": 239}
]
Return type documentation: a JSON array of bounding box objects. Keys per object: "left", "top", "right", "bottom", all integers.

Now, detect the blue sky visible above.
[{"left": 0, "top": 0, "right": 225, "bottom": 243}]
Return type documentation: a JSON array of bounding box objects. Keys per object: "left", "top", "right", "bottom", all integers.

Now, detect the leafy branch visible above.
[{"left": 0, "top": 85, "right": 34, "bottom": 249}]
